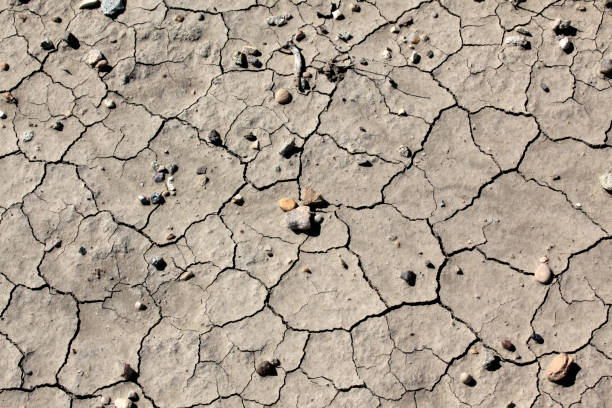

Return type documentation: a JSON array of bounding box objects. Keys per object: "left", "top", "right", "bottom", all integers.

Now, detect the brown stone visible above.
[
  {"left": 501, "top": 339, "right": 515, "bottom": 351},
  {"left": 278, "top": 197, "right": 297, "bottom": 212},
  {"left": 295, "top": 29, "right": 305, "bottom": 41},
  {"left": 302, "top": 186, "right": 324, "bottom": 206},
  {"left": 274, "top": 88, "right": 292, "bottom": 105},
  {"left": 0, "top": 62, "right": 8, "bottom": 71},
  {"left": 546, "top": 353, "right": 573, "bottom": 382},
  {"left": 175, "top": 15, "right": 184, "bottom": 22}
]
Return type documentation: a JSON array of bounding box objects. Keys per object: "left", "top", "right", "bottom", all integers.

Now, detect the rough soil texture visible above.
[{"left": 0, "top": 0, "right": 611, "bottom": 407}]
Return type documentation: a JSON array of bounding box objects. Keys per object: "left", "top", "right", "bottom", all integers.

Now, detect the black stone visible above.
[
  {"left": 208, "top": 129, "right": 222, "bottom": 146},
  {"left": 400, "top": 271, "right": 417, "bottom": 286},
  {"left": 78, "top": 247, "right": 87, "bottom": 256}
]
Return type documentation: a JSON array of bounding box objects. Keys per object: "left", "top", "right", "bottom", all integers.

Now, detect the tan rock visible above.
[
  {"left": 546, "top": 353, "right": 573, "bottom": 382},
  {"left": 534, "top": 258, "right": 552, "bottom": 284},
  {"left": 302, "top": 186, "right": 324, "bottom": 206},
  {"left": 278, "top": 197, "right": 297, "bottom": 212},
  {"left": 275, "top": 88, "right": 292, "bottom": 105}
]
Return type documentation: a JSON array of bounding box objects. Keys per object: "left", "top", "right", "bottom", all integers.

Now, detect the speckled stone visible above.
[
  {"left": 101, "top": 0, "right": 125, "bottom": 16},
  {"left": 285, "top": 206, "right": 312, "bottom": 231},
  {"left": 600, "top": 173, "right": 612, "bottom": 191},
  {"left": 274, "top": 88, "right": 292, "bottom": 104}
]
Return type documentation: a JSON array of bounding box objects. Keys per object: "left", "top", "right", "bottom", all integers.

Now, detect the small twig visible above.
[{"left": 286, "top": 38, "right": 307, "bottom": 92}]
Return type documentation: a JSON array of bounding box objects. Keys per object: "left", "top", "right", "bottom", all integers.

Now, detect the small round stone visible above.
[
  {"left": 0, "top": 62, "right": 8, "bottom": 71},
  {"left": 501, "top": 339, "right": 515, "bottom": 351},
  {"left": 534, "top": 260, "right": 552, "bottom": 284},
  {"left": 52, "top": 16, "right": 62, "bottom": 23},
  {"left": 104, "top": 99, "right": 116, "bottom": 109},
  {"left": 408, "top": 31, "right": 420, "bottom": 44},
  {"left": 275, "top": 88, "right": 292, "bottom": 105},
  {"left": 79, "top": 247, "right": 87, "bottom": 255},
  {"left": 459, "top": 372, "right": 473, "bottom": 385},
  {"left": 134, "top": 301, "right": 146, "bottom": 310},
  {"left": 599, "top": 173, "right": 612, "bottom": 191},
  {"left": 295, "top": 29, "right": 305, "bottom": 41},
  {"left": 600, "top": 59, "right": 612, "bottom": 76},
  {"left": 313, "top": 214, "right": 324, "bottom": 223},
  {"left": 546, "top": 353, "right": 573, "bottom": 382},
  {"left": 278, "top": 197, "right": 298, "bottom": 211},
  {"left": 530, "top": 333, "right": 544, "bottom": 344}
]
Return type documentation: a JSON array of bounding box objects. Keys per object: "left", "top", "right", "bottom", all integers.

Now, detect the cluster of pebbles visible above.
[
  {"left": 279, "top": 186, "right": 325, "bottom": 232},
  {"left": 137, "top": 161, "right": 178, "bottom": 206}
]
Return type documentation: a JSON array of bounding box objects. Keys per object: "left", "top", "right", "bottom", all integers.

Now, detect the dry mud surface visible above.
[{"left": 0, "top": 0, "right": 611, "bottom": 407}]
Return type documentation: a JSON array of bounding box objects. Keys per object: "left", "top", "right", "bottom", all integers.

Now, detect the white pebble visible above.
[
  {"left": 559, "top": 37, "right": 571, "bottom": 51},
  {"left": 0, "top": 111, "right": 6, "bottom": 119},
  {"left": 134, "top": 301, "right": 145, "bottom": 310}
]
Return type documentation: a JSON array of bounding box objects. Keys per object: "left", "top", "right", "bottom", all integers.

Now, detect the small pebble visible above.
[
  {"left": 313, "top": 214, "right": 324, "bottom": 223},
  {"left": 410, "top": 51, "right": 420, "bottom": 64},
  {"left": 256, "top": 361, "right": 277, "bottom": 376},
  {"left": 279, "top": 197, "right": 298, "bottom": 212},
  {"left": 279, "top": 138, "right": 296, "bottom": 157},
  {"left": 52, "top": 16, "right": 62, "bottom": 23},
  {"left": 534, "top": 257, "right": 552, "bottom": 284},
  {"left": 440, "top": 200, "right": 446, "bottom": 208},
  {"left": 332, "top": 9, "right": 343, "bottom": 20},
  {"left": 599, "top": 173, "right": 612, "bottom": 191},
  {"left": 23, "top": 130, "right": 34, "bottom": 142},
  {"left": 398, "top": 14, "right": 413, "bottom": 26},
  {"left": 174, "top": 15, "right": 184, "bottom": 22},
  {"left": 50, "top": 121, "right": 63, "bottom": 131},
  {"left": 166, "top": 233, "right": 176, "bottom": 240},
  {"left": 137, "top": 195, "right": 150, "bottom": 205},
  {"left": 408, "top": 31, "right": 420, "bottom": 44},
  {"left": 0, "top": 111, "right": 6, "bottom": 119},
  {"left": 232, "top": 194, "right": 244, "bottom": 205},
  {"left": 150, "top": 192, "right": 164, "bottom": 205},
  {"left": 275, "top": 88, "right": 292, "bottom": 104},
  {"left": 101, "top": 0, "right": 126, "bottom": 16},
  {"left": 483, "top": 350, "right": 497, "bottom": 370},
  {"left": 120, "top": 363, "right": 138, "bottom": 380},
  {"left": 179, "top": 271, "right": 195, "bottom": 281},
  {"left": 390, "top": 25, "right": 399, "bottom": 34},
  {"left": 546, "top": 353, "right": 573, "bottom": 382},
  {"left": 338, "top": 32, "right": 352, "bottom": 42},
  {"left": 128, "top": 391, "right": 138, "bottom": 401},
  {"left": 425, "top": 260, "right": 435, "bottom": 269},
  {"left": 559, "top": 37, "right": 571, "bottom": 52},
  {"left": 540, "top": 82, "right": 550, "bottom": 92},
  {"left": 505, "top": 36, "right": 529, "bottom": 49},
  {"left": 600, "top": 59, "right": 612, "bottom": 76},
  {"left": 427, "top": 50, "right": 434, "bottom": 58},
  {"left": 79, "top": 0, "right": 100, "bottom": 8},
  {"left": 208, "top": 129, "right": 222, "bottom": 145},
  {"left": 167, "top": 164, "right": 178, "bottom": 174},
  {"left": 40, "top": 39, "right": 55, "bottom": 50},
  {"left": 501, "top": 339, "right": 515, "bottom": 351},
  {"left": 134, "top": 301, "right": 146, "bottom": 311},
  {"left": 349, "top": 3, "right": 360, "bottom": 12},
  {"left": 0, "top": 62, "right": 8, "bottom": 71},
  {"left": 285, "top": 206, "right": 312, "bottom": 231},
  {"left": 295, "top": 29, "right": 305, "bottom": 41},
  {"left": 530, "top": 333, "right": 544, "bottom": 344},
  {"left": 432, "top": 11, "right": 438, "bottom": 18},
  {"left": 459, "top": 372, "right": 473, "bottom": 385},
  {"left": 149, "top": 256, "right": 166, "bottom": 270},
  {"left": 79, "top": 247, "right": 87, "bottom": 256},
  {"left": 104, "top": 99, "right": 116, "bottom": 109},
  {"left": 302, "top": 267, "right": 311, "bottom": 273},
  {"left": 153, "top": 172, "right": 165, "bottom": 183},
  {"left": 197, "top": 13, "right": 205, "bottom": 20},
  {"left": 100, "top": 396, "right": 110, "bottom": 405},
  {"left": 85, "top": 49, "right": 104, "bottom": 66},
  {"left": 400, "top": 271, "right": 417, "bottom": 286}
]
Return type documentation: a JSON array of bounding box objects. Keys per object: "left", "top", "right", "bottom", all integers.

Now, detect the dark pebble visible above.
[
  {"left": 138, "top": 195, "right": 150, "bottom": 205},
  {"left": 153, "top": 172, "right": 165, "bottom": 183},
  {"left": 168, "top": 164, "right": 179, "bottom": 174},
  {"left": 540, "top": 82, "right": 550, "bottom": 92},
  {"left": 255, "top": 361, "right": 277, "bottom": 377},
  {"left": 530, "top": 333, "right": 544, "bottom": 344},
  {"left": 52, "top": 16, "right": 62, "bottom": 23},
  {"left": 40, "top": 39, "right": 55, "bottom": 50},
  {"left": 196, "top": 166, "right": 207, "bottom": 175},
  {"left": 501, "top": 339, "right": 515, "bottom": 351},
  {"left": 149, "top": 257, "right": 167, "bottom": 270},
  {"left": 150, "top": 192, "right": 164, "bottom": 205},
  {"left": 425, "top": 260, "right": 435, "bottom": 269},
  {"left": 427, "top": 50, "right": 434, "bottom": 58},
  {"left": 208, "top": 129, "right": 222, "bottom": 146},
  {"left": 400, "top": 271, "right": 417, "bottom": 286},
  {"left": 78, "top": 246, "right": 87, "bottom": 256},
  {"left": 121, "top": 363, "right": 138, "bottom": 381}
]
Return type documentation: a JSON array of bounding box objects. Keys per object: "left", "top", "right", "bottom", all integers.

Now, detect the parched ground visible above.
[{"left": 0, "top": 0, "right": 611, "bottom": 407}]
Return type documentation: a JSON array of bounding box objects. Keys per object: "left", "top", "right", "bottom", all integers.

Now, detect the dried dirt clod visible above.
[
  {"left": 534, "top": 259, "right": 552, "bottom": 284},
  {"left": 278, "top": 197, "right": 298, "bottom": 211},
  {"left": 600, "top": 173, "right": 612, "bottom": 191},
  {"left": 275, "top": 88, "right": 292, "bottom": 104},
  {"left": 0, "top": 62, "right": 9, "bottom": 71},
  {"left": 285, "top": 206, "right": 312, "bottom": 231},
  {"left": 459, "top": 372, "right": 473, "bottom": 385},
  {"left": 501, "top": 339, "right": 515, "bottom": 351},
  {"left": 546, "top": 353, "right": 573, "bottom": 382},
  {"left": 255, "top": 361, "right": 277, "bottom": 376}
]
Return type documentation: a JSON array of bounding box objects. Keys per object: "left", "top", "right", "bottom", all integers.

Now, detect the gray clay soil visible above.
[{"left": 0, "top": 0, "right": 611, "bottom": 407}]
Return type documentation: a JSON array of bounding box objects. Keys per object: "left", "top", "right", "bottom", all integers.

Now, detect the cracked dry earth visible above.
[{"left": 1, "top": 0, "right": 612, "bottom": 407}]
